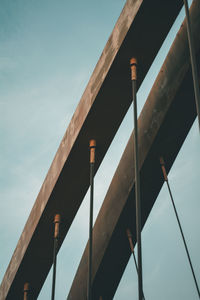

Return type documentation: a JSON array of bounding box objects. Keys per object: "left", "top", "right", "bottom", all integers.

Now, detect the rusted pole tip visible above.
[
  {"left": 126, "top": 228, "right": 134, "bottom": 253},
  {"left": 159, "top": 156, "right": 168, "bottom": 181},
  {"left": 89, "top": 139, "right": 96, "bottom": 148},
  {"left": 126, "top": 228, "right": 132, "bottom": 238},
  {"left": 54, "top": 214, "right": 61, "bottom": 238},
  {"left": 24, "top": 282, "right": 29, "bottom": 292},
  {"left": 130, "top": 57, "right": 137, "bottom": 80},
  {"left": 89, "top": 139, "right": 96, "bottom": 163},
  {"left": 54, "top": 214, "right": 61, "bottom": 224},
  {"left": 159, "top": 156, "right": 165, "bottom": 166},
  {"left": 130, "top": 57, "right": 137, "bottom": 66}
]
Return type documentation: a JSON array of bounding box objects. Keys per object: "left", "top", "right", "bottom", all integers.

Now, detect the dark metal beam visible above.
[{"left": 67, "top": 1, "right": 200, "bottom": 299}]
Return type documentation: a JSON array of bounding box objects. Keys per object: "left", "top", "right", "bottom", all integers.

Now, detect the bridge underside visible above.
[
  {"left": 68, "top": 1, "right": 200, "bottom": 299},
  {"left": 1, "top": 0, "right": 200, "bottom": 299}
]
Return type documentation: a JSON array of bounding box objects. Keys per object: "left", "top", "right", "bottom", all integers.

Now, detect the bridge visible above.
[{"left": 0, "top": 0, "right": 200, "bottom": 299}]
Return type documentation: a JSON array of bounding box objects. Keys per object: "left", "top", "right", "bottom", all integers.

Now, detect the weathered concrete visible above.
[
  {"left": 67, "top": 1, "right": 200, "bottom": 299},
  {"left": 0, "top": 0, "right": 183, "bottom": 299}
]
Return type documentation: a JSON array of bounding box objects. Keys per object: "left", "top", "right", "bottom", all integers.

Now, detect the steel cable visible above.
[
  {"left": 88, "top": 140, "right": 96, "bottom": 300},
  {"left": 160, "top": 157, "right": 200, "bottom": 299},
  {"left": 130, "top": 58, "right": 143, "bottom": 300},
  {"left": 51, "top": 214, "right": 61, "bottom": 300}
]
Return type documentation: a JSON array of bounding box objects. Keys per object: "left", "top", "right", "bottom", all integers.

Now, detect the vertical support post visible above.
[
  {"left": 23, "top": 282, "right": 29, "bottom": 300},
  {"left": 51, "top": 214, "right": 61, "bottom": 300},
  {"left": 88, "top": 140, "right": 96, "bottom": 300},
  {"left": 183, "top": 0, "right": 200, "bottom": 131},
  {"left": 130, "top": 57, "right": 143, "bottom": 300}
]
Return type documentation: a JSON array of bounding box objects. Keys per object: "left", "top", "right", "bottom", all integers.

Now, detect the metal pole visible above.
[
  {"left": 183, "top": 0, "right": 200, "bottom": 131},
  {"left": 126, "top": 229, "right": 145, "bottom": 300},
  {"left": 51, "top": 214, "right": 61, "bottom": 300},
  {"left": 88, "top": 140, "right": 96, "bottom": 300},
  {"left": 130, "top": 57, "right": 143, "bottom": 300},
  {"left": 23, "top": 282, "right": 29, "bottom": 300},
  {"left": 160, "top": 157, "right": 200, "bottom": 299}
]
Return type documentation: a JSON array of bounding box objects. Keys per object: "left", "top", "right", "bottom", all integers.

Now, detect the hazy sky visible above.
[{"left": 0, "top": 0, "right": 199, "bottom": 299}]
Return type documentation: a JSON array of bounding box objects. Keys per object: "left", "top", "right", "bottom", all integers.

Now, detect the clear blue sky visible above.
[{"left": 0, "top": 0, "right": 199, "bottom": 299}]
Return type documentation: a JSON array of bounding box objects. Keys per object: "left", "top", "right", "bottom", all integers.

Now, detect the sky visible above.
[{"left": 0, "top": 0, "right": 200, "bottom": 299}]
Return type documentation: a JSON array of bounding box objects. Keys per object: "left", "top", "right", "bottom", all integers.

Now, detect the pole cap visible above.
[
  {"left": 54, "top": 214, "right": 61, "bottom": 224},
  {"left": 160, "top": 156, "right": 168, "bottom": 181},
  {"left": 24, "top": 282, "right": 29, "bottom": 292},
  {"left": 130, "top": 57, "right": 137, "bottom": 66},
  {"left": 89, "top": 139, "right": 96, "bottom": 163},
  {"left": 160, "top": 156, "right": 165, "bottom": 166},
  {"left": 126, "top": 228, "right": 132, "bottom": 238},
  {"left": 89, "top": 139, "right": 96, "bottom": 148},
  {"left": 130, "top": 57, "right": 137, "bottom": 80}
]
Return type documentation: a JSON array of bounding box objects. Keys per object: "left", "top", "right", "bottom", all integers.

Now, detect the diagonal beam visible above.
[
  {"left": 67, "top": 1, "right": 200, "bottom": 299},
  {"left": 0, "top": 0, "right": 183, "bottom": 299}
]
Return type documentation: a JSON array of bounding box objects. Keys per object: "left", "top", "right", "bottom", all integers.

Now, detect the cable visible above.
[
  {"left": 130, "top": 57, "right": 143, "bottom": 300},
  {"left": 88, "top": 140, "right": 96, "bottom": 300},
  {"left": 51, "top": 214, "right": 61, "bottom": 300},
  {"left": 160, "top": 157, "right": 200, "bottom": 299}
]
